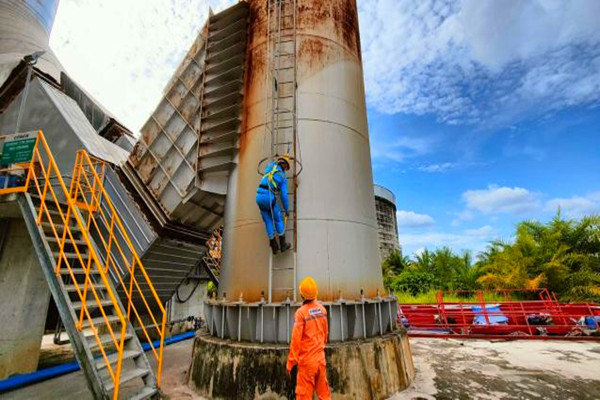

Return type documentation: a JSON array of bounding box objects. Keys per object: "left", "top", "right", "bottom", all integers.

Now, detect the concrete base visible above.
[
  {"left": 0, "top": 216, "right": 51, "bottom": 379},
  {"left": 187, "top": 329, "right": 415, "bottom": 400}
]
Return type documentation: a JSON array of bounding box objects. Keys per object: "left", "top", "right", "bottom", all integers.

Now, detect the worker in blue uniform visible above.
[{"left": 256, "top": 155, "right": 292, "bottom": 254}]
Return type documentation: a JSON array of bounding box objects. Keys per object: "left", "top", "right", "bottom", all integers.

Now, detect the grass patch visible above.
[{"left": 396, "top": 290, "right": 510, "bottom": 304}]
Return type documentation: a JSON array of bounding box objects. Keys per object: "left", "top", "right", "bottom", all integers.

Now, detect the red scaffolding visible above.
[{"left": 399, "top": 289, "right": 600, "bottom": 340}]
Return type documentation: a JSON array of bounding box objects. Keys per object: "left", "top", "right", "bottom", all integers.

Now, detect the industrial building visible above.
[
  {"left": 374, "top": 184, "right": 401, "bottom": 260},
  {"left": 0, "top": 0, "right": 413, "bottom": 399}
]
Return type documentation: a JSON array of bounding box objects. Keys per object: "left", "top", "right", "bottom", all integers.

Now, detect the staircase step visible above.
[
  {"left": 105, "top": 368, "right": 150, "bottom": 392},
  {"left": 129, "top": 386, "right": 159, "bottom": 400},
  {"left": 38, "top": 208, "right": 69, "bottom": 220},
  {"left": 54, "top": 251, "right": 89, "bottom": 259},
  {"left": 96, "top": 350, "right": 141, "bottom": 370},
  {"left": 60, "top": 267, "right": 100, "bottom": 276},
  {"left": 88, "top": 332, "right": 133, "bottom": 350},
  {"left": 29, "top": 195, "right": 68, "bottom": 210},
  {"left": 72, "top": 298, "right": 113, "bottom": 311},
  {"left": 41, "top": 222, "right": 81, "bottom": 232},
  {"left": 83, "top": 315, "right": 122, "bottom": 329},
  {"left": 47, "top": 237, "right": 87, "bottom": 246},
  {"left": 65, "top": 282, "right": 106, "bottom": 292}
]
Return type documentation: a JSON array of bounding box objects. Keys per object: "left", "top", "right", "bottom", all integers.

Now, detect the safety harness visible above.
[{"left": 260, "top": 163, "right": 282, "bottom": 193}]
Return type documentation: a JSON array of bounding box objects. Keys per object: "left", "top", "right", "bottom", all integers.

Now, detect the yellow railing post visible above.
[
  {"left": 29, "top": 132, "right": 129, "bottom": 397},
  {"left": 8, "top": 136, "right": 169, "bottom": 395},
  {"left": 76, "top": 150, "right": 166, "bottom": 389}
]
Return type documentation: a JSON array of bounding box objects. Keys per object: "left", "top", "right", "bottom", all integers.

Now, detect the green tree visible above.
[
  {"left": 476, "top": 213, "right": 600, "bottom": 301},
  {"left": 381, "top": 250, "right": 411, "bottom": 290}
]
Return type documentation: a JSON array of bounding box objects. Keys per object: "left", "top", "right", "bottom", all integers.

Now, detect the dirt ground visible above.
[{"left": 4, "top": 336, "right": 600, "bottom": 399}]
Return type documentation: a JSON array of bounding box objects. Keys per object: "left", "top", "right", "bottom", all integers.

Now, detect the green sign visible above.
[{"left": 0, "top": 133, "right": 36, "bottom": 165}]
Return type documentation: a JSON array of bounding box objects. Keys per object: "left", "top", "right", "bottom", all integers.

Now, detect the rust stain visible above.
[
  {"left": 296, "top": 0, "right": 361, "bottom": 58},
  {"left": 137, "top": 153, "right": 157, "bottom": 182},
  {"left": 240, "top": 2, "right": 266, "bottom": 163},
  {"left": 129, "top": 143, "right": 143, "bottom": 166},
  {"left": 332, "top": 0, "right": 361, "bottom": 59},
  {"left": 298, "top": 0, "right": 331, "bottom": 24}
]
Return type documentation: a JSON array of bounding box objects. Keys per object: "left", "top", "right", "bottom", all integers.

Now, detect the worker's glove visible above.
[{"left": 287, "top": 364, "right": 297, "bottom": 381}]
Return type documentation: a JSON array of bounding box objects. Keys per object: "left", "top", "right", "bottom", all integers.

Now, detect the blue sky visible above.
[
  {"left": 51, "top": 0, "right": 600, "bottom": 257},
  {"left": 358, "top": 0, "right": 600, "bottom": 256}
]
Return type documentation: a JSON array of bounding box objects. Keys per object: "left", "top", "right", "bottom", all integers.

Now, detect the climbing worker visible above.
[
  {"left": 286, "top": 276, "right": 331, "bottom": 400},
  {"left": 256, "top": 155, "right": 291, "bottom": 254}
]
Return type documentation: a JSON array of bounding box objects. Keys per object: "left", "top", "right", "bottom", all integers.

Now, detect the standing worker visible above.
[
  {"left": 256, "top": 155, "right": 292, "bottom": 254},
  {"left": 286, "top": 277, "right": 331, "bottom": 400}
]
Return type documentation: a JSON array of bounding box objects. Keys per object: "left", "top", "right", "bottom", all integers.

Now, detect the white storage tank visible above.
[{"left": 219, "top": 0, "right": 384, "bottom": 302}]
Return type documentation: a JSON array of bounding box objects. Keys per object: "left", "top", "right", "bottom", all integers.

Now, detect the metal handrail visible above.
[
  {"left": 0, "top": 131, "right": 128, "bottom": 398},
  {"left": 71, "top": 149, "right": 166, "bottom": 387}
]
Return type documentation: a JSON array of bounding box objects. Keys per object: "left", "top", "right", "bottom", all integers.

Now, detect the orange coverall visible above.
[{"left": 286, "top": 300, "right": 331, "bottom": 400}]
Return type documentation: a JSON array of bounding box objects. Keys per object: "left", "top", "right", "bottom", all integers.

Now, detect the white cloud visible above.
[
  {"left": 357, "top": 0, "right": 600, "bottom": 126},
  {"left": 49, "top": 1, "right": 600, "bottom": 134},
  {"left": 462, "top": 184, "right": 540, "bottom": 215},
  {"left": 371, "top": 136, "right": 436, "bottom": 163},
  {"left": 399, "top": 225, "right": 497, "bottom": 255},
  {"left": 396, "top": 210, "right": 435, "bottom": 228},
  {"left": 464, "top": 225, "right": 496, "bottom": 237},
  {"left": 451, "top": 209, "right": 474, "bottom": 227},
  {"left": 418, "top": 162, "right": 458, "bottom": 173},
  {"left": 51, "top": 0, "right": 236, "bottom": 133},
  {"left": 545, "top": 192, "right": 600, "bottom": 218},
  {"left": 417, "top": 161, "right": 488, "bottom": 173}
]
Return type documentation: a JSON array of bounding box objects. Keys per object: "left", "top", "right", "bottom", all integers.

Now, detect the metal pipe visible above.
[{"left": 0, "top": 330, "right": 196, "bottom": 393}]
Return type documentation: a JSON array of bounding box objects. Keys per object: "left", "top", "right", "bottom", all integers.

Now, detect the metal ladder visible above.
[{"left": 265, "top": 0, "right": 299, "bottom": 303}]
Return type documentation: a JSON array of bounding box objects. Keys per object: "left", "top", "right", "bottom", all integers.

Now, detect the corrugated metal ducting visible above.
[{"left": 127, "top": 2, "right": 249, "bottom": 233}]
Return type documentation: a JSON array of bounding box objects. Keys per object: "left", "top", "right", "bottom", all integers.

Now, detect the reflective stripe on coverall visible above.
[
  {"left": 286, "top": 300, "right": 331, "bottom": 400},
  {"left": 256, "top": 161, "right": 289, "bottom": 238}
]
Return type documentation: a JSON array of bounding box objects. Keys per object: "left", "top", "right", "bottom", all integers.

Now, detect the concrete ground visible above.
[
  {"left": 3, "top": 337, "right": 600, "bottom": 399},
  {"left": 395, "top": 338, "right": 600, "bottom": 400},
  {"left": 4, "top": 337, "right": 201, "bottom": 400}
]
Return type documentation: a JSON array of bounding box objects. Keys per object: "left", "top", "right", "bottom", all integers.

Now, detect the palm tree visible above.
[
  {"left": 477, "top": 212, "right": 600, "bottom": 301},
  {"left": 381, "top": 250, "right": 411, "bottom": 290}
]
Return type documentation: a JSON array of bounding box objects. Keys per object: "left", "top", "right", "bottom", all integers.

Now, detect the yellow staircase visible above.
[{"left": 0, "top": 131, "right": 165, "bottom": 399}]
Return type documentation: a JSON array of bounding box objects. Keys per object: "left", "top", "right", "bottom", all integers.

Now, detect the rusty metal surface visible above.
[
  {"left": 219, "top": 0, "right": 384, "bottom": 303},
  {"left": 203, "top": 296, "right": 399, "bottom": 343},
  {"left": 128, "top": 2, "right": 248, "bottom": 233}
]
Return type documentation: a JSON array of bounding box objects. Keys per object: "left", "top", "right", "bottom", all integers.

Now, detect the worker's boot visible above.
[
  {"left": 269, "top": 237, "right": 280, "bottom": 254},
  {"left": 279, "top": 233, "right": 292, "bottom": 253}
]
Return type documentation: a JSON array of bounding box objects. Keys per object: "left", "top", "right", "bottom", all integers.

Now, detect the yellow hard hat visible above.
[
  {"left": 299, "top": 276, "right": 318, "bottom": 300},
  {"left": 277, "top": 154, "right": 291, "bottom": 169}
]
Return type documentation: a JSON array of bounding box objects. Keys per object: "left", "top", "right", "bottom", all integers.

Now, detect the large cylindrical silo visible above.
[
  {"left": 0, "top": 0, "right": 63, "bottom": 84},
  {"left": 219, "top": 0, "right": 383, "bottom": 302}
]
